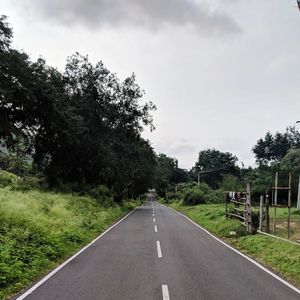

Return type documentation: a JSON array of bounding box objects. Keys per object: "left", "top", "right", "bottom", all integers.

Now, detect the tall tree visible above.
[
  {"left": 193, "top": 148, "right": 239, "bottom": 188},
  {"left": 0, "top": 17, "right": 157, "bottom": 200},
  {"left": 253, "top": 127, "right": 300, "bottom": 165}
]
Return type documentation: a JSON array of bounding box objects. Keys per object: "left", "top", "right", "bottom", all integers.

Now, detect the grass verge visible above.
[
  {"left": 0, "top": 187, "right": 140, "bottom": 299},
  {"left": 169, "top": 202, "right": 300, "bottom": 288}
]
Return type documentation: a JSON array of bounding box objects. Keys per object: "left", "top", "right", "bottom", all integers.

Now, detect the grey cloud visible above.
[{"left": 23, "top": 0, "right": 241, "bottom": 35}]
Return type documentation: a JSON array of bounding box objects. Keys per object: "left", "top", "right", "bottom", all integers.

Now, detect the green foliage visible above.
[
  {"left": 0, "top": 187, "right": 137, "bottom": 299},
  {"left": 87, "top": 185, "right": 114, "bottom": 207},
  {"left": 245, "top": 167, "right": 273, "bottom": 201},
  {"left": 0, "top": 170, "right": 19, "bottom": 187},
  {"left": 183, "top": 188, "right": 205, "bottom": 205},
  {"left": 253, "top": 127, "right": 300, "bottom": 165},
  {"left": 220, "top": 175, "right": 243, "bottom": 191},
  {"left": 154, "top": 154, "right": 188, "bottom": 196},
  {"left": 0, "top": 137, "right": 31, "bottom": 176},
  {"left": 280, "top": 148, "right": 300, "bottom": 175},
  {"left": 192, "top": 148, "right": 240, "bottom": 188},
  {"left": 0, "top": 17, "right": 157, "bottom": 200},
  {"left": 178, "top": 182, "right": 223, "bottom": 205}
]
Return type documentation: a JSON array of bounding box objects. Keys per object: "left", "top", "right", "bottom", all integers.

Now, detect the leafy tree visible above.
[
  {"left": 0, "top": 137, "right": 30, "bottom": 175},
  {"left": 152, "top": 154, "right": 188, "bottom": 196},
  {"left": 0, "top": 16, "right": 157, "bottom": 200},
  {"left": 253, "top": 127, "right": 300, "bottom": 165},
  {"left": 193, "top": 148, "right": 239, "bottom": 188},
  {"left": 220, "top": 175, "right": 243, "bottom": 191},
  {"left": 280, "top": 148, "right": 300, "bottom": 173}
]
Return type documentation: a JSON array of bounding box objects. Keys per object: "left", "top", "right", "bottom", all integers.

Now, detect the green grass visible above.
[
  {"left": 0, "top": 187, "right": 139, "bottom": 299},
  {"left": 256, "top": 206, "right": 300, "bottom": 220},
  {"left": 170, "top": 202, "right": 300, "bottom": 288},
  {"left": 250, "top": 205, "right": 300, "bottom": 241}
]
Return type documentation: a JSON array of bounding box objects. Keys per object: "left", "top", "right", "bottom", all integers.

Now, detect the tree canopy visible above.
[
  {"left": 253, "top": 127, "right": 300, "bottom": 165},
  {"left": 192, "top": 148, "right": 239, "bottom": 188},
  {"left": 0, "top": 16, "right": 158, "bottom": 200}
]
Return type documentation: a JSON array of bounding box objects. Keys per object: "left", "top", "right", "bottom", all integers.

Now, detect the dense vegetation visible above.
[{"left": 0, "top": 179, "right": 140, "bottom": 299}]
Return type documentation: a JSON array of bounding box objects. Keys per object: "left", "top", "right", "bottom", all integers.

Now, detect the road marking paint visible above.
[
  {"left": 169, "top": 206, "right": 300, "bottom": 296},
  {"left": 153, "top": 218, "right": 155, "bottom": 222},
  {"left": 154, "top": 225, "right": 158, "bottom": 232},
  {"left": 153, "top": 213, "right": 155, "bottom": 217},
  {"left": 16, "top": 207, "right": 140, "bottom": 300},
  {"left": 162, "top": 285, "right": 170, "bottom": 300},
  {"left": 156, "top": 241, "right": 162, "bottom": 258}
]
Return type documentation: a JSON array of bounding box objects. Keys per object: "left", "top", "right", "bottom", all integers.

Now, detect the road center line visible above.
[
  {"left": 154, "top": 225, "right": 158, "bottom": 232},
  {"left": 153, "top": 218, "right": 155, "bottom": 222},
  {"left": 162, "top": 285, "right": 170, "bottom": 300},
  {"left": 156, "top": 241, "right": 162, "bottom": 258}
]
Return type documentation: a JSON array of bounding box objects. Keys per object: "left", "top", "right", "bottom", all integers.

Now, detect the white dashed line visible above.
[
  {"left": 154, "top": 225, "right": 158, "bottom": 233},
  {"left": 162, "top": 285, "right": 170, "bottom": 300},
  {"left": 156, "top": 241, "right": 162, "bottom": 258},
  {"left": 153, "top": 218, "right": 155, "bottom": 222}
]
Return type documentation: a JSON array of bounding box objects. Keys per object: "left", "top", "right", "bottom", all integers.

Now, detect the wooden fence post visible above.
[
  {"left": 273, "top": 172, "right": 278, "bottom": 235},
  {"left": 246, "top": 183, "right": 252, "bottom": 233},
  {"left": 265, "top": 194, "right": 270, "bottom": 233},
  {"left": 225, "top": 193, "right": 228, "bottom": 219},
  {"left": 259, "top": 195, "right": 263, "bottom": 231}
]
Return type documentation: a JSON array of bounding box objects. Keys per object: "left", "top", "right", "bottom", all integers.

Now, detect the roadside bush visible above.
[
  {"left": 183, "top": 188, "right": 205, "bottom": 205},
  {"left": 11, "top": 176, "right": 46, "bottom": 191},
  {"left": 179, "top": 182, "right": 223, "bottom": 205},
  {"left": 0, "top": 170, "right": 19, "bottom": 187},
  {"left": 205, "top": 189, "right": 223, "bottom": 204},
  {"left": 87, "top": 185, "right": 114, "bottom": 207}
]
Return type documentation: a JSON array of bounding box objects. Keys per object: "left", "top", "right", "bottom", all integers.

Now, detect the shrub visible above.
[
  {"left": 0, "top": 171, "right": 19, "bottom": 187},
  {"left": 183, "top": 188, "right": 205, "bottom": 205},
  {"left": 179, "top": 182, "right": 223, "bottom": 205},
  {"left": 11, "top": 176, "right": 46, "bottom": 191},
  {"left": 205, "top": 189, "right": 223, "bottom": 204},
  {"left": 87, "top": 185, "right": 114, "bottom": 207}
]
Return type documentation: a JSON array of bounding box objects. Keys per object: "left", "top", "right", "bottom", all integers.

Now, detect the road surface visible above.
[{"left": 16, "top": 201, "right": 300, "bottom": 300}]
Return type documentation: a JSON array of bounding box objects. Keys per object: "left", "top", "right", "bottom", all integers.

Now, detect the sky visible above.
[{"left": 1, "top": 0, "right": 300, "bottom": 169}]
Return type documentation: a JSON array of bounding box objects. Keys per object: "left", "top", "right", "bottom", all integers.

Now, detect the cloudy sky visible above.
[{"left": 1, "top": 0, "right": 300, "bottom": 169}]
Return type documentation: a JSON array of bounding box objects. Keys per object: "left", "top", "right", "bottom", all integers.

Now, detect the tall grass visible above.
[{"left": 0, "top": 187, "right": 138, "bottom": 299}]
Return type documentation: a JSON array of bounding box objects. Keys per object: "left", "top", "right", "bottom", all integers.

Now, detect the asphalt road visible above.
[{"left": 16, "top": 201, "right": 300, "bottom": 300}]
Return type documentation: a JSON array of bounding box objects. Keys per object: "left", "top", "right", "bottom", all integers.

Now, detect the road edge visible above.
[
  {"left": 15, "top": 206, "right": 140, "bottom": 300},
  {"left": 168, "top": 205, "right": 300, "bottom": 295}
]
